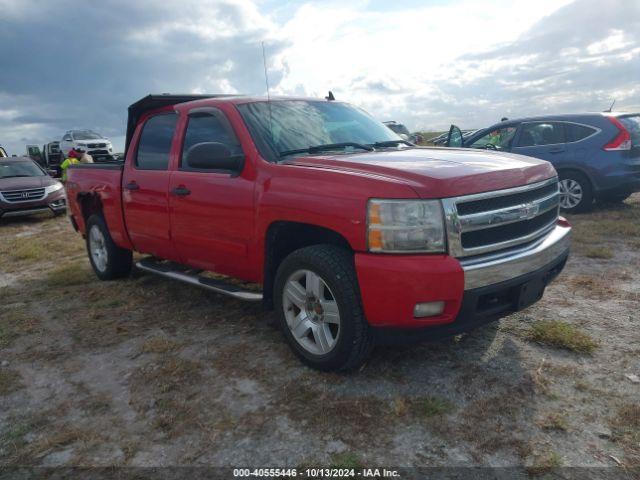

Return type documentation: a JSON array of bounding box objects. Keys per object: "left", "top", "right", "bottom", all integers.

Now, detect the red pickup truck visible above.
[{"left": 66, "top": 94, "right": 571, "bottom": 371}]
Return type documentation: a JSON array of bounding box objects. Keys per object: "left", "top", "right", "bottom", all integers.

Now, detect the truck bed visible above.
[{"left": 65, "top": 162, "right": 132, "bottom": 249}]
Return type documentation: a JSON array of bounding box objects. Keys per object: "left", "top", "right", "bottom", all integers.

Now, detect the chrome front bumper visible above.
[{"left": 460, "top": 224, "right": 571, "bottom": 290}]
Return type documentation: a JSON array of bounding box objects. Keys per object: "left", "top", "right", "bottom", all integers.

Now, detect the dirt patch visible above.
[{"left": 0, "top": 196, "right": 639, "bottom": 468}]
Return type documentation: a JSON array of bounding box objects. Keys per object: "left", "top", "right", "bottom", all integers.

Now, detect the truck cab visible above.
[{"left": 66, "top": 94, "right": 570, "bottom": 371}]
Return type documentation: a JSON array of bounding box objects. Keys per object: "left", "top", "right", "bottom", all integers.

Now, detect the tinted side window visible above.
[
  {"left": 470, "top": 126, "right": 517, "bottom": 150},
  {"left": 565, "top": 123, "right": 597, "bottom": 143},
  {"left": 517, "top": 122, "right": 564, "bottom": 147},
  {"left": 181, "top": 111, "right": 242, "bottom": 170},
  {"left": 136, "top": 114, "right": 178, "bottom": 170}
]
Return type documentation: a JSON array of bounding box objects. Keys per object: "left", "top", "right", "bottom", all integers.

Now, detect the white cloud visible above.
[{"left": 0, "top": 0, "right": 639, "bottom": 154}]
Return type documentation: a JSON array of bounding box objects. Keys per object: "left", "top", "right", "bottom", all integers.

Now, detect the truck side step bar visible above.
[{"left": 136, "top": 258, "right": 263, "bottom": 302}]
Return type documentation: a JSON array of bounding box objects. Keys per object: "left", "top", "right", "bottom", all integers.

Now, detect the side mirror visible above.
[
  {"left": 185, "top": 142, "right": 244, "bottom": 173},
  {"left": 47, "top": 169, "right": 58, "bottom": 177},
  {"left": 446, "top": 125, "right": 463, "bottom": 148}
]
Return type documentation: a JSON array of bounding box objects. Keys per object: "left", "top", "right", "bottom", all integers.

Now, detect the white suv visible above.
[{"left": 60, "top": 130, "right": 114, "bottom": 161}]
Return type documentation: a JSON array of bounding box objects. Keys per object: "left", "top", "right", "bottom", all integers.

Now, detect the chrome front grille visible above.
[
  {"left": 0, "top": 187, "right": 46, "bottom": 203},
  {"left": 442, "top": 177, "right": 560, "bottom": 258}
]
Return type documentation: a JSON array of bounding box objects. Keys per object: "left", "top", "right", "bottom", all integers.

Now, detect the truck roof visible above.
[
  {"left": 125, "top": 93, "right": 336, "bottom": 152},
  {"left": 126, "top": 94, "right": 238, "bottom": 152}
]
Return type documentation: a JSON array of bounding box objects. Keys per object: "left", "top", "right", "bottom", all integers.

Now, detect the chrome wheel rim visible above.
[
  {"left": 89, "top": 225, "right": 108, "bottom": 272},
  {"left": 559, "top": 179, "right": 583, "bottom": 209},
  {"left": 282, "top": 269, "right": 340, "bottom": 355}
]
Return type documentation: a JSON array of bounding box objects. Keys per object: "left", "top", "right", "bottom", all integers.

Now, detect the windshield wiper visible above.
[
  {"left": 279, "top": 142, "right": 374, "bottom": 158},
  {"left": 0, "top": 175, "right": 31, "bottom": 178},
  {"left": 370, "top": 140, "right": 414, "bottom": 148}
]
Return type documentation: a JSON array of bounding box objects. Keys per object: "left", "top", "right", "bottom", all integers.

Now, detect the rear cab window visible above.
[
  {"left": 516, "top": 122, "right": 564, "bottom": 147},
  {"left": 135, "top": 113, "right": 178, "bottom": 170}
]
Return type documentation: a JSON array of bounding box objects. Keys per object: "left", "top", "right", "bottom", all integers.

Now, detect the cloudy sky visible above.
[{"left": 1, "top": 0, "right": 638, "bottom": 154}]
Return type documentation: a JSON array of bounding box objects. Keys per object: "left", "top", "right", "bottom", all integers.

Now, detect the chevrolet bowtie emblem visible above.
[{"left": 523, "top": 202, "right": 539, "bottom": 219}]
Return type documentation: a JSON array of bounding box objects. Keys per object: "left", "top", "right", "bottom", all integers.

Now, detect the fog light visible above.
[{"left": 414, "top": 301, "right": 445, "bottom": 318}]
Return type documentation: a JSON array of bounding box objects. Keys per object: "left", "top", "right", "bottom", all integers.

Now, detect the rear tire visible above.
[
  {"left": 559, "top": 171, "right": 593, "bottom": 213},
  {"left": 86, "top": 214, "right": 132, "bottom": 280},
  {"left": 274, "top": 245, "right": 374, "bottom": 371}
]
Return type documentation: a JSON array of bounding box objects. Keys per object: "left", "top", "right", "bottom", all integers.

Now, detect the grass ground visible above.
[{"left": 0, "top": 196, "right": 639, "bottom": 470}]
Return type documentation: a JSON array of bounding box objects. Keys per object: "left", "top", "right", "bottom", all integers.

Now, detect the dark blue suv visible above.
[{"left": 452, "top": 113, "right": 640, "bottom": 212}]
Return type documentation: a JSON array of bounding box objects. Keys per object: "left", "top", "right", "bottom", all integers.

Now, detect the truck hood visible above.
[
  {"left": 0, "top": 175, "right": 58, "bottom": 191},
  {"left": 285, "top": 147, "right": 556, "bottom": 198}
]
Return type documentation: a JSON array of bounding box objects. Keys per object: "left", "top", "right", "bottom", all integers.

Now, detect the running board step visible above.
[{"left": 136, "top": 258, "right": 263, "bottom": 302}]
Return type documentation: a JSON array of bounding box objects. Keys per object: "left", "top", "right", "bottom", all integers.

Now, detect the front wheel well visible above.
[
  {"left": 263, "top": 222, "right": 353, "bottom": 309},
  {"left": 556, "top": 168, "right": 594, "bottom": 188}
]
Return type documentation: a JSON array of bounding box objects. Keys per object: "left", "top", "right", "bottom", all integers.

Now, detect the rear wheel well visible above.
[
  {"left": 78, "top": 193, "right": 103, "bottom": 225},
  {"left": 263, "top": 222, "right": 353, "bottom": 309}
]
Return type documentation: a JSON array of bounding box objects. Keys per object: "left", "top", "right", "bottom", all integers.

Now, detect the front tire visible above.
[
  {"left": 86, "top": 214, "right": 132, "bottom": 280},
  {"left": 559, "top": 171, "right": 593, "bottom": 213},
  {"left": 274, "top": 245, "right": 374, "bottom": 371}
]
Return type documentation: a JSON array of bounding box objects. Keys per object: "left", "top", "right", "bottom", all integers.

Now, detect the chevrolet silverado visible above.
[{"left": 66, "top": 94, "right": 571, "bottom": 371}]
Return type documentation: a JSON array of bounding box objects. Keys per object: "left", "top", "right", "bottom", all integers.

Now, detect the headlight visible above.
[
  {"left": 45, "top": 182, "right": 64, "bottom": 196},
  {"left": 367, "top": 199, "right": 445, "bottom": 253}
]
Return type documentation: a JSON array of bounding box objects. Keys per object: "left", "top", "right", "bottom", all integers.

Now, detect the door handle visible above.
[
  {"left": 549, "top": 148, "right": 565, "bottom": 154},
  {"left": 171, "top": 186, "right": 191, "bottom": 196},
  {"left": 125, "top": 181, "right": 139, "bottom": 191}
]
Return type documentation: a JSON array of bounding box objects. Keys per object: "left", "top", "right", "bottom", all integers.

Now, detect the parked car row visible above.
[
  {"left": 18, "top": 130, "right": 118, "bottom": 179},
  {"left": 383, "top": 121, "right": 423, "bottom": 144},
  {"left": 444, "top": 112, "right": 640, "bottom": 212},
  {"left": 429, "top": 130, "right": 477, "bottom": 146},
  {"left": 6, "top": 93, "right": 638, "bottom": 371}
]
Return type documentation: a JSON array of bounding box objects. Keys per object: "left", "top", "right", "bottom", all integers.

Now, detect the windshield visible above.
[
  {"left": 619, "top": 115, "right": 640, "bottom": 147},
  {"left": 0, "top": 161, "right": 44, "bottom": 178},
  {"left": 73, "top": 130, "right": 103, "bottom": 140},
  {"left": 237, "top": 100, "right": 401, "bottom": 161}
]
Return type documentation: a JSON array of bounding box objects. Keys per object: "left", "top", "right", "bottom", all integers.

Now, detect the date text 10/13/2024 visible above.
[{"left": 233, "top": 468, "right": 400, "bottom": 478}]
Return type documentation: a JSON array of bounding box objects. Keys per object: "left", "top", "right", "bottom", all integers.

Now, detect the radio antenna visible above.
[
  {"left": 262, "top": 41, "right": 274, "bottom": 145},
  {"left": 606, "top": 99, "right": 616, "bottom": 112}
]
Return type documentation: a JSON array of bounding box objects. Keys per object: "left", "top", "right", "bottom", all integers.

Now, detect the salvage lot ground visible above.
[{"left": 0, "top": 197, "right": 639, "bottom": 471}]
